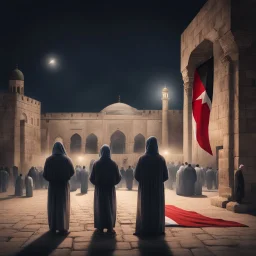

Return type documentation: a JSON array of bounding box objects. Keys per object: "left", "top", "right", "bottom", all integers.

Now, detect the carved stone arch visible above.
[
  {"left": 20, "top": 113, "right": 27, "bottom": 123},
  {"left": 134, "top": 133, "right": 145, "bottom": 153},
  {"left": 70, "top": 133, "right": 82, "bottom": 154},
  {"left": 110, "top": 130, "right": 126, "bottom": 154},
  {"left": 85, "top": 133, "right": 98, "bottom": 154}
]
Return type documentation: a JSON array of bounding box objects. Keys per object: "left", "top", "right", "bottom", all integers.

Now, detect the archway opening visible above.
[
  {"left": 20, "top": 113, "right": 27, "bottom": 170},
  {"left": 134, "top": 134, "right": 145, "bottom": 153},
  {"left": 110, "top": 130, "right": 126, "bottom": 154},
  {"left": 85, "top": 134, "right": 98, "bottom": 154},
  {"left": 70, "top": 134, "right": 82, "bottom": 154}
]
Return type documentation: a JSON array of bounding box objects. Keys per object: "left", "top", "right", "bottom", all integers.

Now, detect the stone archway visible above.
[
  {"left": 70, "top": 134, "right": 82, "bottom": 154},
  {"left": 110, "top": 130, "right": 126, "bottom": 154},
  {"left": 85, "top": 134, "right": 98, "bottom": 154},
  {"left": 134, "top": 134, "right": 145, "bottom": 153},
  {"left": 20, "top": 113, "right": 27, "bottom": 170}
]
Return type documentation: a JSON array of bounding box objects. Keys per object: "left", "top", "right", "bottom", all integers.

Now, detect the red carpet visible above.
[{"left": 165, "top": 205, "right": 247, "bottom": 227}]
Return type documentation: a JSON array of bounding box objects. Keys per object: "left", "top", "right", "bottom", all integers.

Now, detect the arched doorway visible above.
[
  {"left": 85, "top": 134, "right": 98, "bottom": 154},
  {"left": 70, "top": 134, "right": 82, "bottom": 154},
  {"left": 20, "top": 113, "right": 27, "bottom": 170},
  {"left": 110, "top": 130, "right": 126, "bottom": 154},
  {"left": 134, "top": 134, "right": 145, "bottom": 153}
]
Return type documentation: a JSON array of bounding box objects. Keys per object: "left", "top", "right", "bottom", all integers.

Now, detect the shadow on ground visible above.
[{"left": 14, "top": 231, "right": 67, "bottom": 256}]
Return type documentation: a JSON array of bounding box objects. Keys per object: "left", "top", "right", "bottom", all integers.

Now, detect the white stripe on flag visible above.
[{"left": 165, "top": 216, "right": 179, "bottom": 226}]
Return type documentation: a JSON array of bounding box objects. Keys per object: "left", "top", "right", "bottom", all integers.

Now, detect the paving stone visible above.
[
  {"left": 11, "top": 231, "right": 34, "bottom": 238},
  {"left": 69, "top": 231, "right": 93, "bottom": 237},
  {"left": 123, "top": 235, "right": 139, "bottom": 241},
  {"left": 195, "top": 234, "right": 215, "bottom": 241},
  {"left": 0, "top": 229, "right": 17, "bottom": 237},
  {"left": 180, "top": 239, "right": 205, "bottom": 248},
  {"left": 0, "top": 224, "right": 13, "bottom": 229},
  {"left": 58, "top": 238, "right": 73, "bottom": 249},
  {"left": 9, "top": 237, "right": 28, "bottom": 243},
  {"left": 169, "top": 248, "right": 193, "bottom": 256},
  {"left": 49, "top": 249, "right": 71, "bottom": 256},
  {"left": 191, "top": 248, "right": 214, "bottom": 256},
  {"left": 203, "top": 239, "right": 238, "bottom": 246}
]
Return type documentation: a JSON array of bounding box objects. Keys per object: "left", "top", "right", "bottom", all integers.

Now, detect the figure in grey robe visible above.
[
  {"left": 235, "top": 165, "right": 245, "bottom": 204},
  {"left": 194, "top": 165, "right": 204, "bottom": 195},
  {"left": 25, "top": 175, "right": 33, "bottom": 197},
  {"left": 183, "top": 164, "right": 197, "bottom": 196},
  {"left": 89, "top": 160, "right": 95, "bottom": 188},
  {"left": 12, "top": 166, "right": 19, "bottom": 187},
  {"left": 118, "top": 167, "right": 125, "bottom": 188},
  {"left": 215, "top": 169, "right": 219, "bottom": 189},
  {"left": 43, "top": 142, "right": 75, "bottom": 234},
  {"left": 176, "top": 164, "right": 185, "bottom": 195},
  {"left": 125, "top": 166, "right": 134, "bottom": 190},
  {"left": 28, "top": 167, "right": 37, "bottom": 189},
  {"left": 80, "top": 166, "right": 89, "bottom": 194},
  {"left": 90, "top": 145, "right": 121, "bottom": 234},
  {"left": 206, "top": 167, "right": 214, "bottom": 190},
  {"left": 70, "top": 174, "right": 77, "bottom": 191},
  {"left": 134, "top": 136, "right": 168, "bottom": 236},
  {"left": 0, "top": 169, "right": 9, "bottom": 192},
  {"left": 15, "top": 174, "right": 24, "bottom": 196}
]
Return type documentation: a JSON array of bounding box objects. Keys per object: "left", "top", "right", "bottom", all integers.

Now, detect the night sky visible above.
[{"left": 0, "top": 0, "right": 207, "bottom": 113}]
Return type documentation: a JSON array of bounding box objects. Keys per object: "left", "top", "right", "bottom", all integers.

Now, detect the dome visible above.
[
  {"left": 10, "top": 68, "right": 24, "bottom": 81},
  {"left": 162, "top": 87, "right": 168, "bottom": 92},
  {"left": 101, "top": 103, "right": 138, "bottom": 115}
]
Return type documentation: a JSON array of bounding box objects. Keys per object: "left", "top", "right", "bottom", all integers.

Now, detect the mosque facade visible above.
[{"left": 0, "top": 68, "right": 183, "bottom": 171}]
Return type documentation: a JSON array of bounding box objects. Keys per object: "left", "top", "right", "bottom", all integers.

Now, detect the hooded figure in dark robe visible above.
[
  {"left": 134, "top": 137, "right": 168, "bottom": 236},
  {"left": 183, "top": 164, "right": 197, "bottom": 196},
  {"left": 80, "top": 166, "right": 89, "bottom": 194},
  {"left": 176, "top": 164, "right": 185, "bottom": 195},
  {"left": 15, "top": 174, "right": 24, "bottom": 196},
  {"left": 90, "top": 145, "right": 121, "bottom": 234},
  {"left": 125, "top": 166, "right": 134, "bottom": 190},
  {"left": 206, "top": 167, "right": 214, "bottom": 190},
  {"left": 89, "top": 160, "right": 95, "bottom": 188},
  {"left": 25, "top": 175, "right": 33, "bottom": 197},
  {"left": 12, "top": 166, "right": 19, "bottom": 187},
  {"left": 235, "top": 165, "right": 245, "bottom": 204},
  {"left": 43, "top": 142, "right": 75, "bottom": 234},
  {"left": 0, "top": 169, "right": 9, "bottom": 192}
]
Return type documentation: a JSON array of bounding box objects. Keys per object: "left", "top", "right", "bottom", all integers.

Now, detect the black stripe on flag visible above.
[{"left": 196, "top": 57, "right": 214, "bottom": 102}]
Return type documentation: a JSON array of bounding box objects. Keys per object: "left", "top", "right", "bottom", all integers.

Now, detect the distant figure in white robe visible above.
[
  {"left": 80, "top": 166, "right": 89, "bottom": 194},
  {"left": 25, "top": 175, "right": 33, "bottom": 197},
  {"left": 90, "top": 145, "right": 121, "bottom": 234},
  {"left": 0, "top": 169, "right": 9, "bottom": 192},
  {"left": 134, "top": 136, "right": 168, "bottom": 236},
  {"left": 43, "top": 142, "right": 75, "bottom": 234},
  {"left": 15, "top": 174, "right": 24, "bottom": 196},
  {"left": 176, "top": 164, "right": 185, "bottom": 195},
  {"left": 194, "top": 164, "right": 204, "bottom": 195}
]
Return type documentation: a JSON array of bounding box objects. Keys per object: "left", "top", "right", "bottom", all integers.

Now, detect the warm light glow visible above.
[
  {"left": 49, "top": 59, "right": 56, "bottom": 65},
  {"left": 164, "top": 151, "right": 169, "bottom": 156},
  {"left": 78, "top": 156, "right": 84, "bottom": 162}
]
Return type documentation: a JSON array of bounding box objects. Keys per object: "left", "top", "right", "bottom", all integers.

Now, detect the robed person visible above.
[
  {"left": 70, "top": 174, "right": 77, "bottom": 192},
  {"left": 43, "top": 142, "right": 75, "bottom": 234},
  {"left": 90, "top": 145, "right": 121, "bottom": 234},
  {"left": 0, "top": 169, "right": 9, "bottom": 192},
  {"left": 183, "top": 164, "right": 197, "bottom": 196},
  {"left": 12, "top": 166, "right": 19, "bottom": 186},
  {"left": 80, "top": 166, "right": 89, "bottom": 194},
  {"left": 215, "top": 169, "right": 219, "bottom": 189},
  {"left": 25, "top": 175, "right": 33, "bottom": 197},
  {"left": 119, "top": 167, "right": 126, "bottom": 188},
  {"left": 125, "top": 166, "right": 134, "bottom": 190},
  {"left": 235, "top": 165, "right": 245, "bottom": 204},
  {"left": 206, "top": 167, "right": 214, "bottom": 190},
  {"left": 176, "top": 164, "right": 185, "bottom": 195},
  {"left": 15, "top": 174, "right": 24, "bottom": 196},
  {"left": 134, "top": 136, "right": 168, "bottom": 236},
  {"left": 194, "top": 164, "right": 204, "bottom": 195},
  {"left": 28, "top": 167, "right": 37, "bottom": 189}
]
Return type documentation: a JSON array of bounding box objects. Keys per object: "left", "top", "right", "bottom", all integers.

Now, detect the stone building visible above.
[
  {"left": 0, "top": 69, "right": 183, "bottom": 171},
  {"left": 181, "top": 0, "right": 256, "bottom": 209}
]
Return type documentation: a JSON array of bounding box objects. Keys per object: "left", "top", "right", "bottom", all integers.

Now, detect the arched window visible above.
[
  {"left": 110, "top": 130, "right": 126, "bottom": 154},
  {"left": 134, "top": 134, "right": 145, "bottom": 153},
  {"left": 70, "top": 134, "right": 82, "bottom": 153},
  {"left": 85, "top": 134, "right": 98, "bottom": 154}
]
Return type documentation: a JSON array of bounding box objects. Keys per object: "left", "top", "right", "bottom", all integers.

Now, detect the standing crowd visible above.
[{"left": 0, "top": 136, "right": 246, "bottom": 237}]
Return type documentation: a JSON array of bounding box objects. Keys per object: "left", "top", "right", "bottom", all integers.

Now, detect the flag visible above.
[{"left": 192, "top": 57, "right": 213, "bottom": 155}]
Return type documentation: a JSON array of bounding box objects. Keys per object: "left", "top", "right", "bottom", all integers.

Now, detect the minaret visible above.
[
  {"left": 9, "top": 65, "right": 25, "bottom": 95},
  {"left": 162, "top": 86, "right": 169, "bottom": 149}
]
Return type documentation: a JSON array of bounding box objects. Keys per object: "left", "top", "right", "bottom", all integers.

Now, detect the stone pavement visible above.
[{"left": 0, "top": 187, "right": 256, "bottom": 256}]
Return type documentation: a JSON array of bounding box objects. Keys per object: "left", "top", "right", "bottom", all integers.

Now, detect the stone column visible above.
[
  {"left": 161, "top": 87, "right": 169, "bottom": 149},
  {"left": 182, "top": 69, "right": 193, "bottom": 163}
]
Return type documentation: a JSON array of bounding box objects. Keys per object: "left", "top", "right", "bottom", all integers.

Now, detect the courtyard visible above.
[{"left": 0, "top": 188, "right": 256, "bottom": 256}]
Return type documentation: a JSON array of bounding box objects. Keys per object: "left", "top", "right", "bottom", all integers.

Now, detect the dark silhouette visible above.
[
  {"left": 80, "top": 166, "right": 89, "bottom": 194},
  {"left": 43, "top": 142, "right": 75, "bottom": 234},
  {"left": 125, "top": 166, "right": 134, "bottom": 190},
  {"left": 183, "top": 164, "right": 197, "bottom": 196},
  {"left": 206, "top": 167, "right": 214, "bottom": 190},
  {"left": 90, "top": 144, "right": 121, "bottom": 234},
  {"left": 134, "top": 136, "right": 168, "bottom": 236},
  {"left": 0, "top": 169, "right": 9, "bottom": 192},
  {"left": 15, "top": 174, "right": 24, "bottom": 196},
  {"left": 235, "top": 164, "right": 245, "bottom": 204},
  {"left": 25, "top": 175, "right": 33, "bottom": 197}
]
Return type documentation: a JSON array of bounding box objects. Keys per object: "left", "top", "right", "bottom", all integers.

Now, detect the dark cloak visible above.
[
  {"left": 43, "top": 142, "right": 75, "bottom": 231},
  {"left": 135, "top": 136, "right": 168, "bottom": 235},
  {"left": 0, "top": 170, "right": 9, "bottom": 192},
  {"left": 25, "top": 175, "right": 33, "bottom": 197},
  {"left": 125, "top": 167, "right": 134, "bottom": 190},
  {"left": 15, "top": 175, "right": 24, "bottom": 196},
  {"left": 183, "top": 165, "right": 197, "bottom": 196},
  {"left": 12, "top": 166, "right": 19, "bottom": 186},
  {"left": 206, "top": 169, "right": 214, "bottom": 190},
  {"left": 80, "top": 168, "right": 89, "bottom": 194},
  {"left": 235, "top": 169, "right": 244, "bottom": 203},
  {"left": 90, "top": 145, "right": 121, "bottom": 229}
]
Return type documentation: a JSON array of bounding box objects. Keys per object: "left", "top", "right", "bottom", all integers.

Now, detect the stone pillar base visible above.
[
  {"left": 210, "top": 196, "right": 230, "bottom": 208},
  {"left": 226, "top": 202, "right": 256, "bottom": 214}
]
